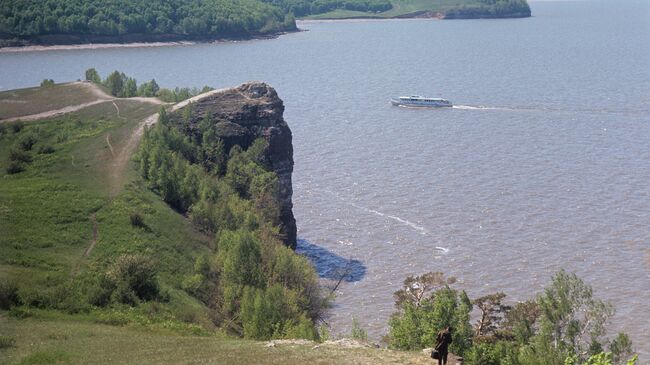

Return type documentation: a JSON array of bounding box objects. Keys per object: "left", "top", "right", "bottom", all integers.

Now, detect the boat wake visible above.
[
  {"left": 317, "top": 188, "right": 450, "bottom": 255},
  {"left": 452, "top": 104, "right": 513, "bottom": 111},
  {"left": 349, "top": 202, "right": 429, "bottom": 235}
]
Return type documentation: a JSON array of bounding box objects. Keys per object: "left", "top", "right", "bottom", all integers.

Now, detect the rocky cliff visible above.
[{"left": 172, "top": 82, "right": 297, "bottom": 248}]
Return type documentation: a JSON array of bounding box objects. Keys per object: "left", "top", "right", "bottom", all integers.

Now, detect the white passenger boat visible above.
[{"left": 391, "top": 95, "right": 452, "bottom": 108}]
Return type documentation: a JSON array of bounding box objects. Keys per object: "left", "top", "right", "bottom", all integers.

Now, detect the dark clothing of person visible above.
[{"left": 434, "top": 329, "right": 453, "bottom": 365}]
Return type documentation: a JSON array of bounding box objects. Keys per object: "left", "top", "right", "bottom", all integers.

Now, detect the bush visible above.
[
  {"left": 0, "top": 281, "right": 21, "bottom": 309},
  {"left": 0, "top": 336, "right": 16, "bottom": 349},
  {"left": 105, "top": 254, "right": 160, "bottom": 305},
  {"left": 9, "top": 147, "right": 31, "bottom": 163},
  {"left": 6, "top": 161, "right": 25, "bottom": 174},
  {"left": 9, "top": 121, "right": 24, "bottom": 133},
  {"left": 129, "top": 212, "right": 146, "bottom": 228},
  {"left": 19, "top": 132, "right": 37, "bottom": 151},
  {"left": 40, "top": 79, "right": 55, "bottom": 87},
  {"left": 351, "top": 317, "right": 368, "bottom": 341},
  {"left": 38, "top": 144, "right": 55, "bottom": 154}
]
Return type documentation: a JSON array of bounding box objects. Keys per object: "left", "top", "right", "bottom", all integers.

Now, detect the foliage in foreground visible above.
[
  {"left": 388, "top": 270, "right": 637, "bottom": 365},
  {"left": 136, "top": 106, "right": 325, "bottom": 340}
]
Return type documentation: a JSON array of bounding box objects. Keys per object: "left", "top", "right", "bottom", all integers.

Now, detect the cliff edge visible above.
[{"left": 172, "top": 82, "right": 297, "bottom": 248}]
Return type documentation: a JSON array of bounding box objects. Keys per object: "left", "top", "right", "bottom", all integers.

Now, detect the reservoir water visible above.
[{"left": 1, "top": 0, "right": 649, "bottom": 357}]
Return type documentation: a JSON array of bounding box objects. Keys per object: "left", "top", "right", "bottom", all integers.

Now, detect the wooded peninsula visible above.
[{"left": 0, "top": 0, "right": 531, "bottom": 47}]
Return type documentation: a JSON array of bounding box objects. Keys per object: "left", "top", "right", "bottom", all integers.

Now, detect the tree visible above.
[
  {"left": 609, "top": 333, "right": 634, "bottom": 365},
  {"left": 85, "top": 68, "right": 101, "bottom": 83},
  {"left": 503, "top": 300, "right": 540, "bottom": 345},
  {"left": 521, "top": 270, "right": 615, "bottom": 364},
  {"left": 388, "top": 271, "right": 471, "bottom": 354},
  {"left": 474, "top": 292, "right": 512, "bottom": 338},
  {"left": 124, "top": 77, "right": 137, "bottom": 97},
  {"left": 105, "top": 70, "right": 124, "bottom": 96},
  {"left": 393, "top": 271, "right": 456, "bottom": 309}
]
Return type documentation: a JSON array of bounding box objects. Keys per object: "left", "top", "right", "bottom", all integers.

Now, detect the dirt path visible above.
[
  {"left": 1, "top": 82, "right": 164, "bottom": 123},
  {"left": 73, "top": 88, "right": 215, "bottom": 270},
  {"left": 108, "top": 112, "right": 159, "bottom": 197},
  {"left": 111, "top": 100, "right": 125, "bottom": 120},
  {"left": 106, "top": 134, "right": 115, "bottom": 157},
  {"left": 1, "top": 99, "right": 111, "bottom": 123},
  {"left": 71, "top": 213, "right": 98, "bottom": 277}
]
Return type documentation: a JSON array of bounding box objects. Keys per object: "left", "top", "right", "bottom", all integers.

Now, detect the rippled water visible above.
[{"left": 1, "top": 0, "right": 649, "bottom": 356}]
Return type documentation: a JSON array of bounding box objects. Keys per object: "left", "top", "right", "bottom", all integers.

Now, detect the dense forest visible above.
[
  {"left": 0, "top": 0, "right": 296, "bottom": 45},
  {"left": 0, "top": 0, "right": 532, "bottom": 45}
]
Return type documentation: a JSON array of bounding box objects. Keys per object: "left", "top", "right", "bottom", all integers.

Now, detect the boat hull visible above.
[{"left": 390, "top": 98, "right": 452, "bottom": 108}]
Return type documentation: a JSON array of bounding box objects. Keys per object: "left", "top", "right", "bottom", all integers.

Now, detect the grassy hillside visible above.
[
  {"left": 0, "top": 84, "right": 222, "bottom": 362},
  {"left": 301, "top": 0, "right": 531, "bottom": 19},
  {"left": 0, "top": 82, "right": 438, "bottom": 365},
  {"left": 0, "top": 316, "right": 438, "bottom": 365}
]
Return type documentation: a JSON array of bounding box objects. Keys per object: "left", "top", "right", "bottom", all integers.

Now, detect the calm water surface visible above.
[{"left": 1, "top": 0, "right": 649, "bottom": 356}]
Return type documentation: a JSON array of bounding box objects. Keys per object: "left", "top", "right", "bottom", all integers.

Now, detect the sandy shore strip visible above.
[
  {"left": 0, "top": 41, "right": 198, "bottom": 53},
  {"left": 0, "top": 30, "right": 303, "bottom": 54}
]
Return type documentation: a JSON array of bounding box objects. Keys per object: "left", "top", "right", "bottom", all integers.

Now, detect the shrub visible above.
[
  {"left": 0, "top": 336, "right": 16, "bottom": 349},
  {"left": 105, "top": 254, "right": 160, "bottom": 305},
  {"left": 129, "top": 212, "right": 146, "bottom": 228},
  {"left": 19, "top": 132, "right": 37, "bottom": 151},
  {"left": 9, "top": 147, "right": 31, "bottom": 163},
  {"left": 6, "top": 161, "right": 25, "bottom": 174},
  {"left": 40, "top": 79, "right": 55, "bottom": 87},
  {"left": 9, "top": 121, "right": 24, "bottom": 133},
  {"left": 38, "top": 144, "right": 55, "bottom": 154},
  {"left": 350, "top": 317, "right": 368, "bottom": 341},
  {"left": 0, "top": 281, "right": 21, "bottom": 309},
  {"left": 388, "top": 273, "right": 472, "bottom": 354}
]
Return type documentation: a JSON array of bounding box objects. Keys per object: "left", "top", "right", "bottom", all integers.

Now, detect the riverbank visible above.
[{"left": 0, "top": 30, "right": 299, "bottom": 53}]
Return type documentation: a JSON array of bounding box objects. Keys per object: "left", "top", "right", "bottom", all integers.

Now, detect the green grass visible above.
[
  {"left": 0, "top": 316, "right": 433, "bottom": 365},
  {"left": 302, "top": 0, "right": 502, "bottom": 19},
  {"left": 0, "top": 91, "right": 210, "bottom": 330},
  {"left": 0, "top": 83, "right": 101, "bottom": 120}
]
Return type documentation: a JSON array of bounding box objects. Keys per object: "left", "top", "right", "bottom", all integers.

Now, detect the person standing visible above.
[{"left": 434, "top": 326, "right": 453, "bottom": 365}]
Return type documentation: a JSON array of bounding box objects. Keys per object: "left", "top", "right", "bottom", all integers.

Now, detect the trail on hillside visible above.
[
  {"left": 1, "top": 99, "right": 111, "bottom": 123},
  {"left": 71, "top": 213, "right": 98, "bottom": 277},
  {"left": 1, "top": 82, "right": 164, "bottom": 123},
  {"left": 107, "top": 112, "right": 159, "bottom": 197},
  {"left": 73, "top": 88, "right": 217, "bottom": 271}
]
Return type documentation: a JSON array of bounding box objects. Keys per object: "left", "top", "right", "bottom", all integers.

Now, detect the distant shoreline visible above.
[{"left": 0, "top": 31, "right": 299, "bottom": 54}]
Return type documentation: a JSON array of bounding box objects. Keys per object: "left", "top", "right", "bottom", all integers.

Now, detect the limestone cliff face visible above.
[{"left": 174, "top": 82, "right": 297, "bottom": 248}]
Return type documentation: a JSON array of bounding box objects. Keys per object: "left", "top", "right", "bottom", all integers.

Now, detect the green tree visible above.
[
  {"left": 124, "top": 77, "right": 137, "bottom": 97},
  {"left": 84, "top": 68, "right": 101, "bottom": 83},
  {"left": 520, "top": 271, "right": 615, "bottom": 364},
  {"left": 105, "top": 70, "right": 124, "bottom": 96},
  {"left": 609, "top": 333, "right": 634, "bottom": 365}
]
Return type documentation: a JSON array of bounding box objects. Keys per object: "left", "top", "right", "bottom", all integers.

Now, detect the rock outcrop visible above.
[{"left": 173, "top": 82, "right": 297, "bottom": 248}]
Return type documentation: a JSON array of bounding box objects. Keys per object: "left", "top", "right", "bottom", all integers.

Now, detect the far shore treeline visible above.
[{"left": 0, "top": 0, "right": 530, "bottom": 47}]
